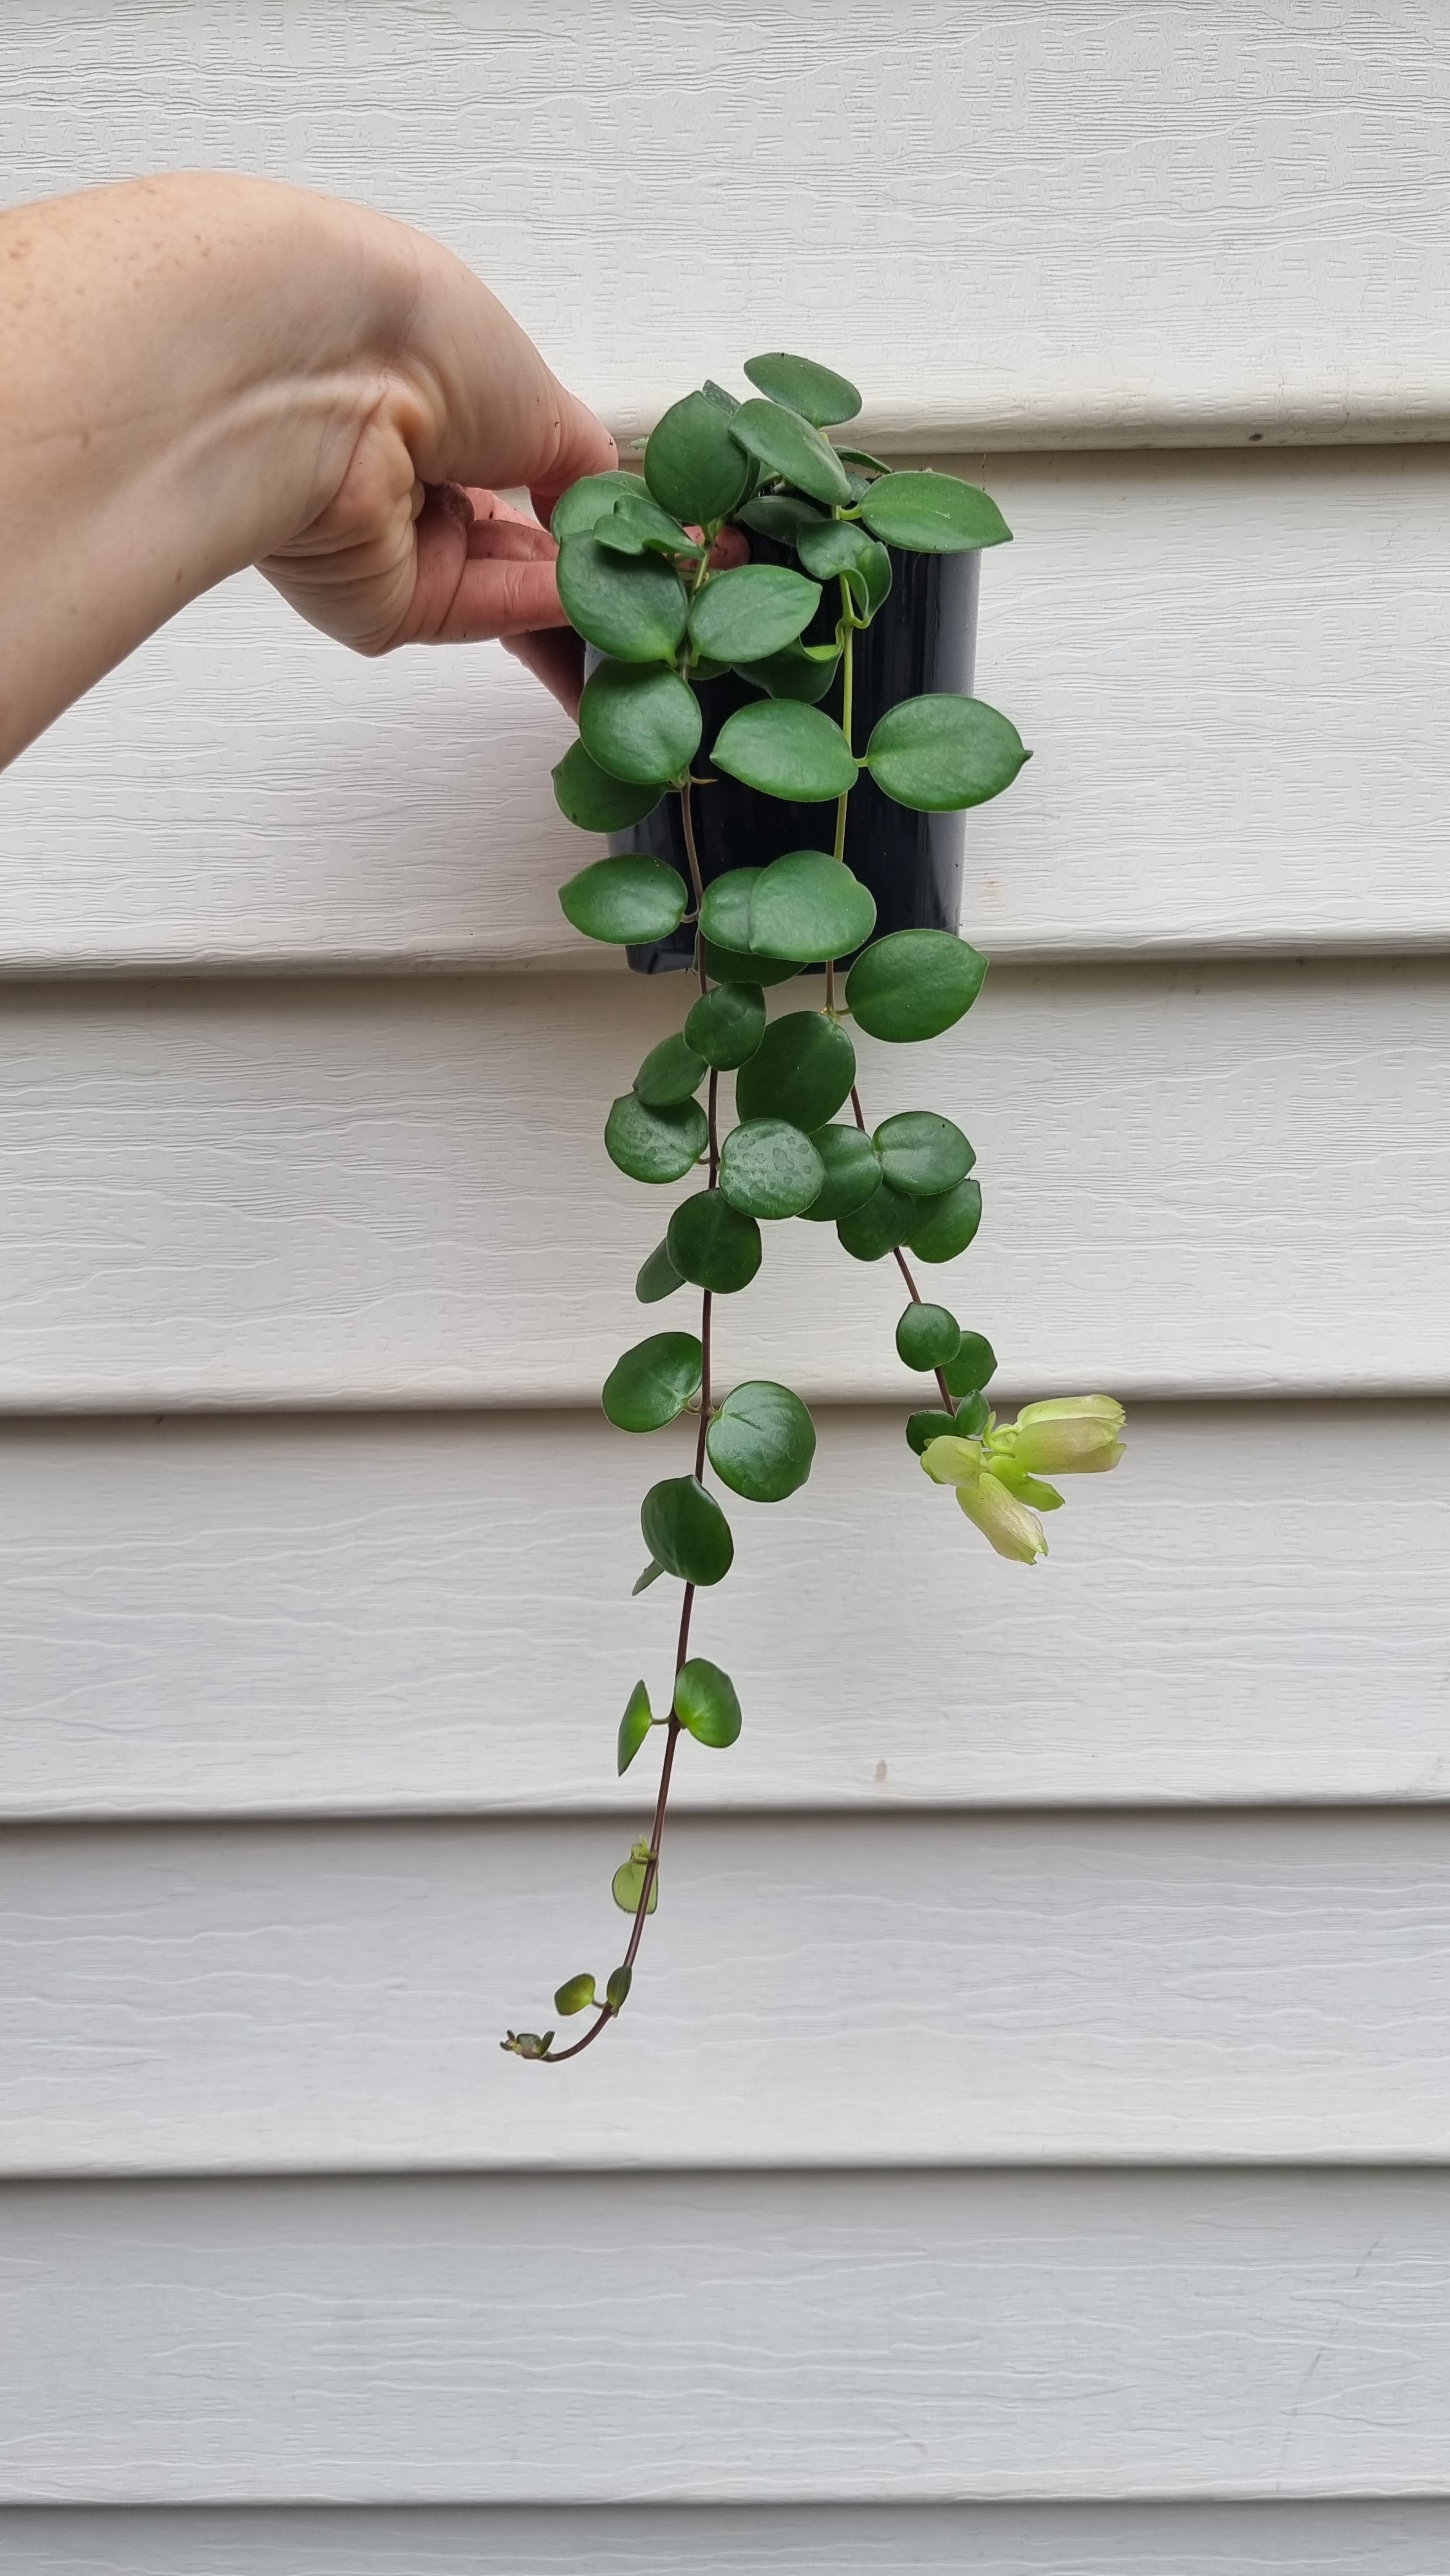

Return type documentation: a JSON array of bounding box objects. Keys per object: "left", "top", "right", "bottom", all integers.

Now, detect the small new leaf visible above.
[
  {"left": 554, "top": 1973, "right": 598, "bottom": 2017},
  {"left": 617, "top": 1679, "right": 654, "bottom": 1775}
]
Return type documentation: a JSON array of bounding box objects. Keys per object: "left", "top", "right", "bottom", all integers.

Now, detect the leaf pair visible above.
[
  {"left": 711, "top": 693, "right": 1027, "bottom": 812},
  {"left": 700, "top": 852, "right": 876, "bottom": 965},
  {"left": 616, "top": 1662, "right": 743, "bottom": 1777}
]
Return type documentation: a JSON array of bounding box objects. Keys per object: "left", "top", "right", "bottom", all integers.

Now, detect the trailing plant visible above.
[{"left": 502, "top": 354, "right": 1125, "bottom": 2065}]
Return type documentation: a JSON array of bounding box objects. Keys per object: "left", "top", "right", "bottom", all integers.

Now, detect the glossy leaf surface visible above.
[
  {"left": 859, "top": 471, "right": 1013, "bottom": 553},
  {"left": 689, "top": 565, "right": 822, "bottom": 664},
  {"left": 712, "top": 699, "right": 858, "bottom": 801},
  {"left": 737, "top": 639, "right": 842, "bottom": 703},
  {"left": 604, "top": 1091, "right": 708, "bottom": 1184},
  {"left": 797, "top": 1122, "right": 883, "bottom": 1222},
  {"left": 550, "top": 470, "right": 643, "bottom": 543},
  {"left": 742, "top": 351, "right": 863, "bottom": 427},
  {"left": 640, "top": 1475, "right": 735, "bottom": 1585},
  {"left": 795, "top": 518, "right": 892, "bottom": 620},
  {"left": 718, "top": 1119, "right": 825, "bottom": 1220},
  {"left": 634, "top": 1032, "right": 708, "bottom": 1107},
  {"left": 707, "top": 1379, "right": 817, "bottom": 1502},
  {"left": 836, "top": 1179, "right": 918, "bottom": 1262},
  {"left": 845, "top": 929, "right": 988, "bottom": 1041},
  {"left": 739, "top": 494, "right": 827, "bottom": 544},
  {"left": 749, "top": 853, "right": 877, "bottom": 961},
  {"left": 616, "top": 1680, "right": 654, "bottom": 1776},
  {"left": 943, "top": 1331, "right": 998, "bottom": 1396},
  {"left": 698, "top": 936, "right": 800, "bottom": 989},
  {"left": 601, "top": 1332, "right": 704, "bottom": 1432},
  {"left": 636, "top": 1238, "right": 686, "bottom": 1303},
  {"left": 896, "top": 1301, "right": 962, "bottom": 1370},
  {"left": 697, "top": 868, "right": 760, "bottom": 956},
  {"left": 666, "top": 1191, "right": 763, "bottom": 1293},
  {"left": 559, "top": 855, "right": 688, "bottom": 945},
  {"left": 735, "top": 1010, "right": 856, "bottom": 1129},
  {"left": 673, "top": 1656, "right": 744, "bottom": 1747},
  {"left": 579, "top": 659, "right": 702, "bottom": 785},
  {"left": 596, "top": 492, "right": 704, "bottom": 559},
  {"left": 728, "top": 397, "right": 852, "bottom": 506},
  {"left": 556, "top": 534, "right": 688, "bottom": 663},
  {"left": 907, "top": 1176, "right": 984, "bottom": 1262},
  {"left": 552, "top": 741, "right": 664, "bottom": 834},
  {"left": 874, "top": 1110, "right": 975, "bottom": 1198},
  {"left": 905, "top": 1408, "right": 958, "bottom": 1455},
  {"left": 864, "top": 694, "right": 1030, "bottom": 811},
  {"left": 645, "top": 390, "right": 753, "bottom": 524},
  {"left": 684, "top": 981, "right": 767, "bottom": 1070}
]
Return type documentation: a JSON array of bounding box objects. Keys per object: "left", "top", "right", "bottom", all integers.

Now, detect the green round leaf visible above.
[
  {"left": 706, "top": 1379, "right": 817, "bottom": 1502},
  {"left": 954, "top": 1389, "right": 992, "bottom": 1437},
  {"left": 737, "top": 640, "right": 842, "bottom": 704},
  {"left": 739, "top": 494, "right": 827, "bottom": 544},
  {"left": 684, "top": 981, "right": 767, "bottom": 1070},
  {"left": 859, "top": 471, "right": 1013, "bottom": 554},
  {"left": 689, "top": 565, "right": 822, "bottom": 665},
  {"left": 667, "top": 1191, "right": 763, "bottom": 1293},
  {"left": 718, "top": 1119, "right": 824, "bottom": 1220},
  {"left": 556, "top": 533, "right": 688, "bottom": 663},
  {"left": 742, "top": 351, "right": 863, "bottom": 428},
  {"left": 836, "top": 1180, "right": 918, "bottom": 1262},
  {"left": 617, "top": 1680, "right": 654, "bottom": 1776},
  {"left": 605, "top": 1964, "right": 634, "bottom": 2011},
  {"left": 552, "top": 741, "right": 666, "bottom": 834},
  {"left": 698, "top": 868, "right": 760, "bottom": 955},
  {"left": 795, "top": 519, "right": 893, "bottom": 620},
  {"left": 559, "top": 855, "right": 688, "bottom": 945},
  {"left": 864, "top": 694, "right": 1030, "bottom": 812},
  {"left": 634, "top": 1032, "right": 708, "bottom": 1107},
  {"left": 554, "top": 1972, "right": 598, "bottom": 2016},
  {"left": 837, "top": 446, "right": 892, "bottom": 475},
  {"left": 673, "top": 1656, "right": 743, "bottom": 1747},
  {"left": 645, "top": 390, "right": 753, "bottom": 524},
  {"left": 711, "top": 699, "right": 858, "bottom": 802},
  {"left": 596, "top": 492, "right": 704, "bottom": 560},
  {"left": 640, "top": 1475, "right": 735, "bottom": 1585},
  {"left": 701, "top": 380, "right": 739, "bottom": 415},
  {"left": 579, "top": 659, "right": 702, "bottom": 786},
  {"left": 907, "top": 1177, "right": 983, "bottom": 1263},
  {"left": 728, "top": 398, "right": 852, "bottom": 506},
  {"left": 637, "top": 1238, "right": 686, "bottom": 1303},
  {"left": 699, "top": 937, "right": 800, "bottom": 989},
  {"left": 612, "top": 1841, "right": 659, "bottom": 1915},
  {"left": 873, "top": 1110, "right": 975, "bottom": 1199},
  {"left": 602, "top": 1332, "right": 703, "bottom": 1432},
  {"left": 605, "top": 1091, "right": 708, "bottom": 1184},
  {"left": 905, "top": 1408, "right": 958, "bottom": 1455},
  {"left": 550, "top": 470, "right": 644, "bottom": 543},
  {"left": 735, "top": 1010, "right": 856, "bottom": 1130},
  {"left": 844, "top": 929, "right": 988, "bottom": 1041},
  {"left": 749, "top": 853, "right": 877, "bottom": 962},
  {"left": 942, "top": 1331, "right": 997, "bottom": 1396},
  {"left": 797, "top": 1122, "right": 883, "bottom": 1222},
  {"left": 896, "top": 1301, "right": 961, "bottom": 1371}
]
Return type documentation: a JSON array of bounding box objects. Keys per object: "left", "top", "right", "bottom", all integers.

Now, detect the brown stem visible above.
[{"left": 545, "top": 1036, "right": 720, "bottom": 2061}]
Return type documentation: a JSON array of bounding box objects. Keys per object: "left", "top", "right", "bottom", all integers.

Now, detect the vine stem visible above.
[{"left": 546, "top": 788, "right": 716, "bottom": 2065}]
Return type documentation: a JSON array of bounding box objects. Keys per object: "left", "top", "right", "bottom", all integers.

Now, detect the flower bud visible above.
[
  {"left": 957, "top": 1470, "right": 1048, "bottom": 1564},
  {"left": 919, "top": 1434, "right": 982, "bottom": 1487},
  {"left": 1008, "top": 1395, "right": 1126, "bottom": 1475}
]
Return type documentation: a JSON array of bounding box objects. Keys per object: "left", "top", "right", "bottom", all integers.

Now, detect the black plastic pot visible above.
[{"left": 612, "top": 541, "right": 980, "bottom": 974}]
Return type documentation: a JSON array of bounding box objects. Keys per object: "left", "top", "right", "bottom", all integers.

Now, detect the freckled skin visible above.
[{"left": 0, "top": 172, "right": 617, "bottom": 767}]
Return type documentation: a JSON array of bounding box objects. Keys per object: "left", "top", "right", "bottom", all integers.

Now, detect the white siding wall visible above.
[{"left": 3, "top": 6, "right": 1449, "bottom": 2565}]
